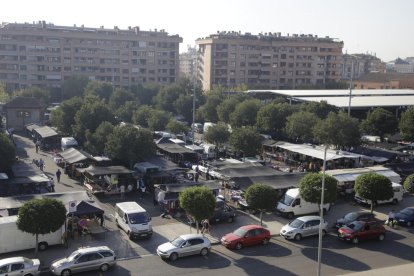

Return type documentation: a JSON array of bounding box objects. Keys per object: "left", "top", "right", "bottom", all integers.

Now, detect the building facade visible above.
[
  {"left": 196, "top": 31, "right": 343, "bottom": 91},
  {"left": 341, "top": 53, "right": 386, "bottom": 81},
  {"left": 3, "top": 97, "right": 43, "bottom": 131},
  {"left": 353, "top": 72, "right": 414, "bottom": 89},
  {"left": 179, "top": 46, "right": 198, "bottom": 80},
  {"left": 0, "top": 21, "right": 182, "bottom": 93}
]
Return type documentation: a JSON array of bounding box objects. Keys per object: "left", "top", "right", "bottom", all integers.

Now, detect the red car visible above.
[
  {"left": 221, "top": 225, "right": 271, "bottom": 250},
  {"left": 337, "top": 220, "right": 386, "bottom": 244}
]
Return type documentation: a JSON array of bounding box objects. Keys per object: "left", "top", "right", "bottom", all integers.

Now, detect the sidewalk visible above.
[{"left": 343, "top": 262, "right": 414, "bottom": 275}]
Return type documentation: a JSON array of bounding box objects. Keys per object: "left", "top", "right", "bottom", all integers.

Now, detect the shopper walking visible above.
[{"left": 56, "top": 169, "right": 62, "bottom": 183}]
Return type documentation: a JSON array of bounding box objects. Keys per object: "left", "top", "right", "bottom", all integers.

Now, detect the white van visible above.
[
  {"left": 115, "top": 202, "right": 152, "bottom": 239},
  {"left": 276, "top": 188, "right": 331, "bottom": 219},
  {"left": 202, "top": 143, "right": 216, "bottom": 159},
  {"left": 61, "top": 137, "right": 78, "bottom": 151},
  {"left": 354, "top": 182, "right": 404, "bottom": 205},
  {"left": 203, "top": 122, "right": 216, "bottom": 133}
]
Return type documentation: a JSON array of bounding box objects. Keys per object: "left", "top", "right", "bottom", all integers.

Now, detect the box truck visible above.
[
  {"left": 276, "top": 188, "right": 331, "bottom": 219},
  {"left": 354, "top": 182, "right": 404, "bottom": 206},
  {"left": 0, "top": 215, "right": 64, "bottom": 254}
]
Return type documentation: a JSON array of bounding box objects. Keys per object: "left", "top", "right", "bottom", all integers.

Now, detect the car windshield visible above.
[
  {"left": 128, "top": 212, "right": 150, "bottom": 224},
  {"left": 400, "top": 208, "right": 414, "bottom": 216},
  {"left": 289, "top": 218, "right": 304, "bottom": 228},
  {"left": 233, "top": 228, "right": 248, "bottom": 237},
  {"left": 280, "top": 194, "right": 294, "bottom": 206},
  {"left": 346, "top": 221, "right": 364, "bottom": 230},
  {"left": 344, "top": 212, "right": 359, "bottom": 221},
  {"left": 170, "top": 236, "right": 185, "bottom": 247},
  {"left": 68, "top": 252, "right": 81, "bottom": 261}
]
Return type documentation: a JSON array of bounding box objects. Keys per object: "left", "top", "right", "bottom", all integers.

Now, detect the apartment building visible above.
[
  {"left": 0, "top": 21, "right": 182, "bottom": 92},
  {"left": 179, "top": 46, "right": 198, "bottom": 79},
  {"left": 196, "top": 31, "right": 343, "bottom": 91},
  {"left": 353, "top": 72, "right": 414, "bottom": 89},
  {"left": 342, "top": 53, "right": 386, "bottom": 81}
]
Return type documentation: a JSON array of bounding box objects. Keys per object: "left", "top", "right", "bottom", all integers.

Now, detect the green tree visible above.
[
  {"left": 256, "top": 103, "right": 297, "bottom": 139},
  {"left": 178, "top": 186, "right": 216, "bottom": 233},
  {"left": 109, "top": 89, "right": 136, "bottom": 110},
  {"left": 17, "top": 198, "right": 66, "bottom": 256},
  {"left": 301, "top": 101, "right": 337, "bottom": 119},
  {"left": 14, "top": 87, "right": 51, "bottom": 106},
  {"left": 217, "top": 95, "right": 247, "bottom": 123},
  {"left": 245, "top": 184, "right": 279, "bottom": 226},
  {"left": 0, "top": 133, "right": 16, "bottom": 171},
  {"left": 198, "top": 92, "right": 222, "bottom": 122},
  {"left": 84, "top": 81, "right": 114, "bottom": 103},
  {"left": 403, "top": 173, "right": 414, "bottom": 193},
  {"left": 399, "top": 107, "right": 414, "bottom": 141},
  {"left": 204, "top": 123, "right": 230, "bottom": 155},
  {"left": 285, "top": 111, "right": 320, "bottom": 143},
  {"left": 230, "top": 99, "right": 261, "bottom": 127},
  {"left": 84, "top": 121, "right": 114, "bottom": 155},
  {"left": 173, "top": 94, "right": 193, "bottom": 122},
  {"left": 154, "top": 85, "right": 181, "bottom": 113},
  {"left": 229, "top": 127, "right": 262, "bottom": 157},
  {"left": 313, "top": 112, "right": 360, "bottom": 149},
  {"left": 116, "top": 101, "right": 140, "bottom": 123},
  {"left": 147, "top": 110, "right": 170, "bottom": 131},
  {"left": 50, "top": 97, "right": 83, "bottom": 135},
  {"left": 354, "top": 173, "right": 393, "bottom": 213},
  {"left": 73, "top": 100, "right": 116, "bottom": 143},
  {"left": 166, "top": 120, "right": 189, "bottom": 135},
  {"left": 360, "top": 108, "right": 398, "bottom": 141},
  {"left": 132, "top": 105, "right": 153, "bottom": 127},
  {"left": 61, "top": 75, "right": 89, "bottom": 100},
  {"left": 131, "top": 83, "right": 159, "bottom": 105},
  {"left": 299, "top": 173, "right": 337, "bottom": 213},
  {"left": 105, "top": 126, "right": 155, "bottom": 167},
  {"left": 0, "top": 82, "right": 10, "bottom": 102}
]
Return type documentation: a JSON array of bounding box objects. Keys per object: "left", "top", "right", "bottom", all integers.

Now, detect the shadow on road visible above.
[{"left": 163, "top": 251, "right": 231, "bottom": 270}]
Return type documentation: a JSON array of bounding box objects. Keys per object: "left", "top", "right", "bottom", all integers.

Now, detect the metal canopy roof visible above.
[
  {"left": 33, "top": 126, "right": 58, "bottom": 138},
  {"left": 295, "top": 95, "right": 414, "bottom": 108},
  {"left": 247, "top": 89, "right": 414, "bottom": 97}
]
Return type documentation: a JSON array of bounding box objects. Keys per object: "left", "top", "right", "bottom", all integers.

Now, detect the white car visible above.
[
  {"left": 0, "top": 257, "right": 41, "bottom": 276},
  {"left": 50, "top": 246, "right": 116, "bottom": 276},
  {"left": 157, "top": 234, "right": 211, "bottom": 261},
  {"left": 280, "top": 215, "right": 328, "bottom": 241}
]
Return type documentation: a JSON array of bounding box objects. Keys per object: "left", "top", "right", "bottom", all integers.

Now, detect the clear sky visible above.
[{"left": 1, "top": 0, "right": 412, "bottom": 62}]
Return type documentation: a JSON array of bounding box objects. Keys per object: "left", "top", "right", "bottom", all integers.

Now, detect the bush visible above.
[{"left": 404, "top": 174, "right": 414, "bottom": 193}]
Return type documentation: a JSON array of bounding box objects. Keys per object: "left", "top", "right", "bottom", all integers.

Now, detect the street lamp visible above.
[
  {"left": 347, "top": 55, "right": 358, "bottom": 117},
  {"left": 192, "top": 50, "right": 198, "bottom": 146},
  {"left": 317, "top": 145, "right": 328, "bottom": 276}
]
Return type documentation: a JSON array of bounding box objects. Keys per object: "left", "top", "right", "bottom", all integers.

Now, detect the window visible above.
[
  {"left": 0, "top": 265, "right": 9, "bottom": 273},
  {"left": 16, "top": 111, "right": 31, "bottom": 118},
  {"left": 189, "top": 238, "right": 204, "bottom": 245},
  {"left": 76, "top": 254, "right": 91, "bottom": 263},
  {"left": 11, "top": 263, "right": 25, "bottom": 271},
  {"left": 100, "top": 251, "right": 114, "bottom": 257},
  {"left": 88, "top": 253, "right": 103, "bottom": 261}
]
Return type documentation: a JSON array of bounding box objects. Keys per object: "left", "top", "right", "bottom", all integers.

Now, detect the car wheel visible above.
[
  {"left": 61, "top": 269, "right": 71, "bottom": 276},
  {"left": 227, "top": 216, "right": 234, "bottom": 223},
  {"left": 378, "top": 233, "right": 385, "bottom": 241},
  {"left": 235, "top": 242, "right": 243, "bottom": 250},
  {"left": 392, "top": 199, "right": 398, "bottom": 205},
  {"left": 200, "top": 247, "right": 209, "bottom": 256},
  {"left": 24, "top": 274, "right": 34, "bottom": 276},
  {"left": 128, "top": 231, "right": 134, "bottom": 240},
  {"left": 287, "top": 212, "right": 294, "bottom": 219},
  {"left": 351, "top": 237, "right": 359, "bottom": 244},
  {"left": 322, "top": 230, "right": 327, "bottom": 237},
  {"left": 262, "top": 238, "right": 270, "bottom": 245},
  {"left": 294, "top": 234, "right": 302, "bottom": 241},
  {"left": 38, "top": 242, "right": 48, "bottom": 251},
  {"left": 407, "top": 221, "right": 412, "bottom": 227},
  {"left": 169, "top": 252, "right": 178, "bottom": 261},
  {"left": 100, "top": 263, "right": 110, "bottom": 272}
]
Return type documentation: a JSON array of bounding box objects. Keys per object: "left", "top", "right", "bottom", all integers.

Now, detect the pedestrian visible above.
[
  {"left": 201, "top": 219, "right": 210, "bottom": 235},
  {"left": 206, "top": 167, "right": 210, "bottom": 180},
  {"left": 35, "top": 143, "right": 39, "bottom": 154},
  {"left": 39, "top": 159, "right": 44, "bottom": 171},
  {"left": 120, "top": 185, "right": 125, "bottom": 200},
  {"left": 56, "top": 169, "right": 62, "bottom": 183},
  {"left": 140, "top": 182, "right": 146, "bottom": 198},
  {"left": 388, "top": 210, "right": 395, "bottom": 227},
  {"left": 195, "top": 171, "right": 199, "bottom": 182},
  {"left": 47, "top": 178, "right": 55, "bottom": 192}
]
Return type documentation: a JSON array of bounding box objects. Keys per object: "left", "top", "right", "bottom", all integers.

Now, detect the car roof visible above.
[
  {"left": 0, "top": 257, "right": 27, "bottom": 265},
  {"left": 179, "top": 234, "right": 207, "bottom": 240},
  {"left": 239, "top": 225, "right": 265, "bottom": 230},
  {"left": 296, "top": 216, "right": 321, "bottom": 221},
  {"left": 74, "top": 246, "right": 113, "bottom": 254}
]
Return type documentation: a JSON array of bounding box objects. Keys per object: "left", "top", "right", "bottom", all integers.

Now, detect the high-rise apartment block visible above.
[
  {"left": 0, "top": 21, "right": 182, "bottom": 92},
  {"left": 179, "top": 46, "right": 198, "bottom": 80},
  {"left": 341, "top": 53, "right": 386, "bottom": 81},
  {"left": 196, "top": 31, "right": 343, "bottom": 91}
]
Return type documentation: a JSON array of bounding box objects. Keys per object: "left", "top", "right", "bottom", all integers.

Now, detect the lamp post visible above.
[
  {"left": 317, "top": 145, "right": 328, "bottom": 276},
  {"left": 192, "top": 51, "right": 197, "bottom": 146},
  {"left": 347, "top": 55, "right": 358, "bottom": 117}
]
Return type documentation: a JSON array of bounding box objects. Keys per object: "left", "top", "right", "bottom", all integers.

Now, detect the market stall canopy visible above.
[
  {"left": 349, "top": 146, "right": 407, "bottom": 161},
  {"left": 33, "top": 126, "right": 58, "bottom": 138},
  {"left": 262, "top": 139, "right": 277, "bottom": 147},
  {"left": 25, "top": 123, "right": 41, "bottom": 132},
  {"left": 8, "top": 163, "right": 49, "bottom": 184},
  {"left": 216, "top": 163, "right": 283, "bottom": 178},
  {"left": 60, "top": 148, "right": 94, "bottom": 164},
  {"left": 232, "top": 173, "right": 305, "bottom": 191},
  {"left": 275, "top": 141, "right": 362, "bottom": 161},
  {"left": 325, "top": 166, "right": 401, "bottom": 183},
  {"left": 68, "top": 200, "right": 104, "bottom": 216},
  {"left": 81, "top": 165, "right": 133, "bottom": 176},
  {"left": 156, "top": 143, "right": 194, "bottom": 154}
]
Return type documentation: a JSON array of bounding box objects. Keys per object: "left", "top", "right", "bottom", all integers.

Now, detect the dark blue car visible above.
[{"left": 394, "top": 207, "right": 414, "bottom": 227}]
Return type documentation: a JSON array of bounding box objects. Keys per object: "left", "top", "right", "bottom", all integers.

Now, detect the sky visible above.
[{"left": 1, "top": 0, "right": 413, "bottom": 62}]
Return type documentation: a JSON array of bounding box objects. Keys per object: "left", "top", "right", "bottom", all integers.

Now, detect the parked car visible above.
[
  {"left": 394, "top": 207, "right": 414, "bottom": 227},
  {"left": 221, "top": 225, "right": 271, "bottom": 250},
  {"left": 337, "top": 221, "right": 386, "bottom": 244},
  {"left": 335, "top": 211, "right": 376, "bottom": 228},
  {"left": 211, "top": 198, "right": 236, "bottom": 223},
  {"left": 156, "top": 234, "right": 211, "bottom": 261},
  {"left": 280, "top": 216, "right": 328, "bottom": 241},
  {"left": 0, "top": 257, "right": 40, "bottom": 276},
  {"left": 50, "top": 246, "right": 116, "bottom": 276}
]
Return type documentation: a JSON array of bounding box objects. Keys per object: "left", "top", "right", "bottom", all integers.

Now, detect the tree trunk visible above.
[
  {"left": 260, "top": 211, "right": 263, "bottom": 226},
  {"left": 196, "top": 220, "right": 199, "bottom": 234},
  {"left": 370, "top": 202, "right": 374, "bottom": 214},
  {"left": 35, "top": 233, "right": 39, "bottom": 257}
]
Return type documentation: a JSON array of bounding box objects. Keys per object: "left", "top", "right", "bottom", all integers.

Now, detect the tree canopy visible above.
[
  {"left": 230, "top": 99, "right": 261, "bottom": 127},
  {"left": 178, "top": 186, "right": 216, "bottom": 233},
  {"left": 217, "top": 95, "right": 247, "bottom": 123},
  {"left": 61, "top": 75, "right": 89, "bottom": 100},
  {"left": 50, "top": 97, "right": 83, "bottom": 135},
  {"left": 147, "top": 110, "right": 171, "bottom": 131},
  {"left": 299, "top": 173, "right": 337, "bottom": 207},
  {"left": 204, "top": 123, "right": 230, "bottom": 147},
  {"left": 0, "top": 133, "right": 16, "bottom": 172},
  {"left": 256, "top": 103, "right": 296, "bottom": 139},
  {"left": 166, "top": 120, "right": 189, "bottom": 135},
  {"left": 360, "top": 108, "right": 398, "bottom": 141},
  {"left": 84, "top": 121, "right": 114, "bottom": 155},
  {"left": 285, "top": 111, "right": 320, "bottom": 143},
  {"left": 245, "top": 184, "right": 279, "bottom": 225},
  {"left": 354, "top": 173, "right": 393, "bottom": 213},
  {"left": 17, "top": 198, "right": 66, "bottom": 256},
  {"left": 229, "top": 127, "right": 262, "bottom": 157},
  {"left": 109, "top": 89, "right": 136, "bottom": 110},
  {"left": 14, "top": 87, "right": 51, "bottom": 106},
  {"left": 399, "top": 107, "right": 414, "bottom": 141},
  {"left": 83, "top": 81, "right": 113, "bottom": 103},
  {"left": 403, "top": 173, "right": 414, "bottom": 193}
]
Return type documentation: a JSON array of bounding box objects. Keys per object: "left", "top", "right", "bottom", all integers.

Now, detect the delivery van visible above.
[
  {"left": 276, "top": 188, "right": 331, "bottom": 219},
  {"left": 115, "top": 202, "right": 152, "bottom": 239},
  {"left": 61, "top": 137, "right": 78, "bottom": 151},
  {"left": 0, "top": 215, "right": 64, "bottom": 254},
  {"left": 354, "top": 182, "right": 404, "bottom": 206}
]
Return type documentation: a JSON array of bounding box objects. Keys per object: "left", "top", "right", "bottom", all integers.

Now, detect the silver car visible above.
[
  {"left": 0, "top": 257, "right": 40, "bottom": 276},
  {"left": 157, "top": 234, "right": 211, "bottom": 261},
  {"left": 280, "top": 215, "right": 328, "bottom": 241},
  {"left": 50, "top": 246, "right": 116, "bottom": 276}
]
